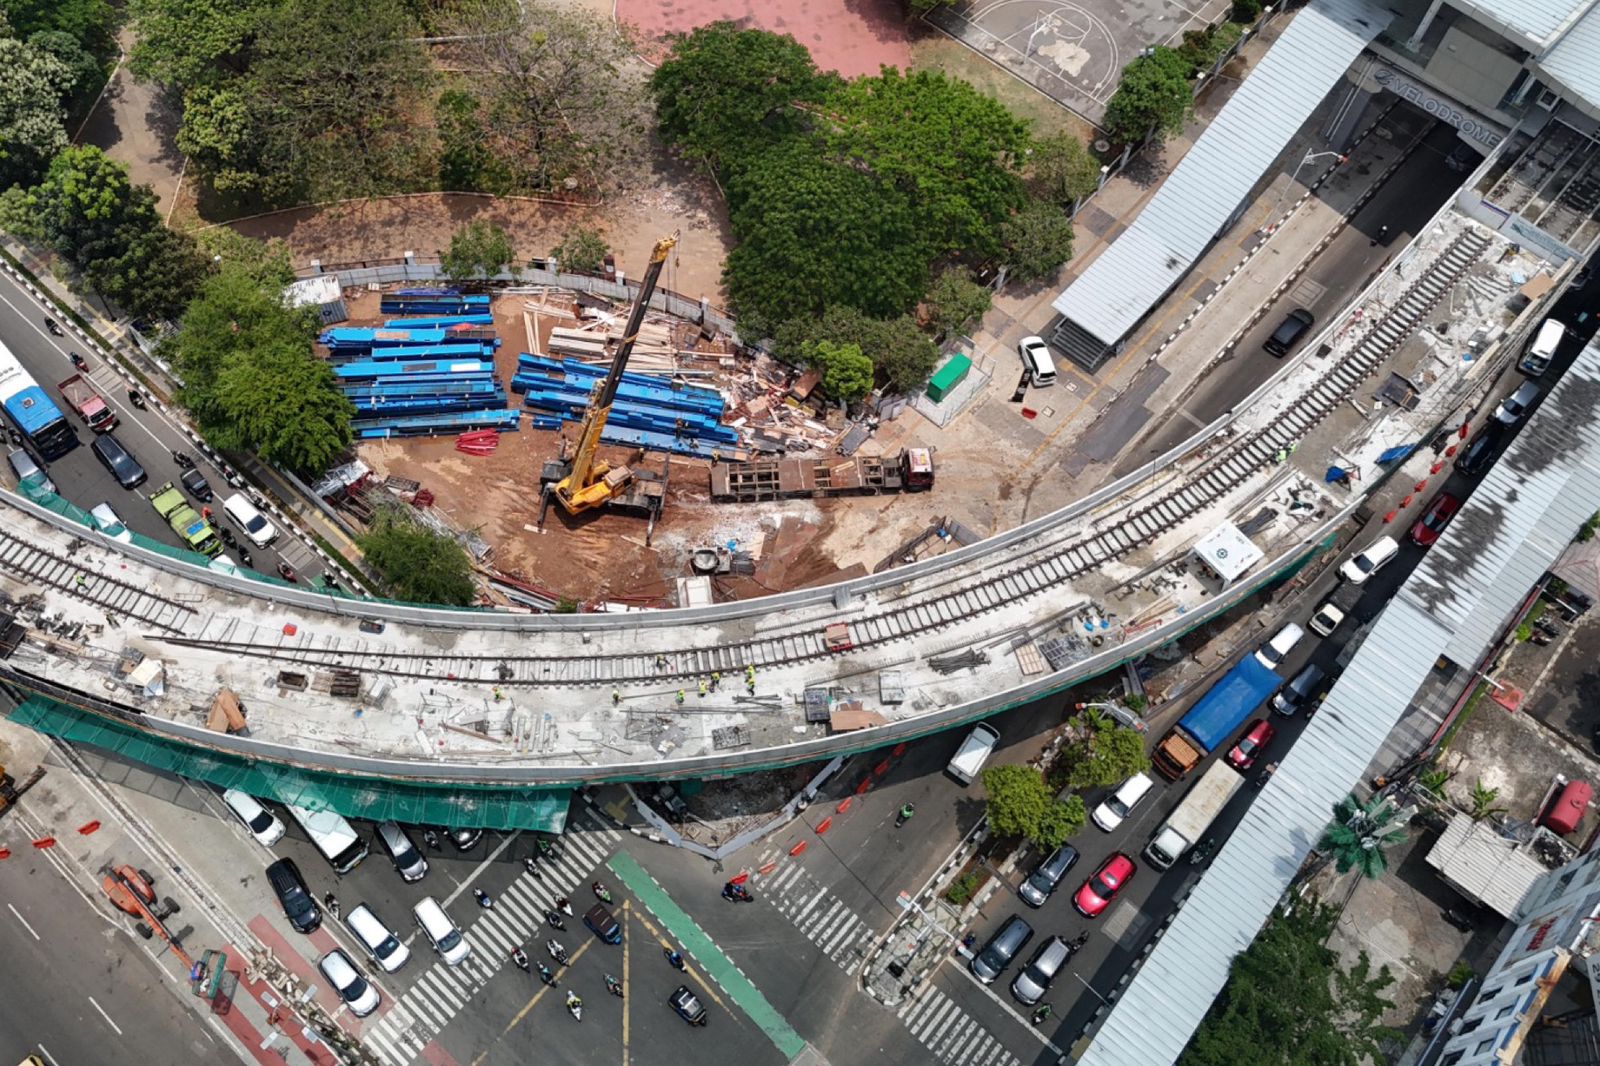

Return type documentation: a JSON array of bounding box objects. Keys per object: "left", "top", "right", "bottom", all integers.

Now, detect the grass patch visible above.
[
  {"left": 944, "top": 864, "right": 989, "bottom": 906},
  {"left": 1437, "top": 682, "right": 1489, "bottom": 753},
  {"left": 908, "top": 36, "right": 1098, "bottom": 141}
]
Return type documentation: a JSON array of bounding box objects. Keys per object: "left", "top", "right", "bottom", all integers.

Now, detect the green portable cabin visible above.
[{"left": 926, "top": 354, "right": 972, "bottom": 402}]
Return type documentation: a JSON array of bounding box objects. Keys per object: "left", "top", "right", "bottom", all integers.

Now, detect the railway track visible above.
[
  {"left": 156, "top": 231, "right": 1492, "bottom": 687},
  {"left": 0, "top": 527, "right": 196, "bottom": 632}
]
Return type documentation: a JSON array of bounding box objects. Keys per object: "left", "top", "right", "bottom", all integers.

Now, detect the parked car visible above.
[
  {"left": 265, "top": 858, "right": 320, "bottom": 933},
  {"left": 1018, "top": 845, "right": 1079, "bottom": 908},
  {"left": 1253, "top": 622, "right": 1305, "bottom": 671},
  {"left": 318, "top": 949, "right": 380, "bottom": 1017},
  {"left": 1011, "top": 935, "right": 1072, "bottom": 1006},
  {"left": 1308, "top": 597, "right": 1347, "bottom": 637},
  {"left": 1272, "top": 663, "right": 1327, "bottom": 716},
  {"left": 447, "top": 827, "right": 483, "bottom": 851},
  {"left": 223, "top": 788, "right": 285, "bottom": 847},
  {"left": 375, "top": 821, "right": 428, "bottom": 883},
  {"left": 7, "top": 449, "right": 55, "bottom": 494},
  {"left": 1455, "top": 422, "right": 1506, "bottom": 476},
  {"left": 1493, "top": 380, "right": 1541, "bottom": 424},
  {"left": 89, "top": 501, "right": 134, "bottom": 544},
  {"left": 1091, "top": 772, "right": 1155, "bottom": 832},
  {"left": 1264, "top": 308, "right": 1315, "bottom": 356},
  {"left": 1074, "top": 853, "right": 1136, "bottom": 918},
  {"left": 1410, "top": 492, "right": 1462, "bottom": 548},
  {"left": 345, "top": 903, "right": 411, "bottom": 973},
  {"left": 971, "top": 915, "right": 1034, "bottom": 984},
  {"left": 1226, "top": 718, "right": 1277, "bottom": 770},
  {"left": 1340, "top": 536, "right": 1399, "bottom": 585},
  {"left": 669, "top": 985, "right": 708, "bottom": 1026}
]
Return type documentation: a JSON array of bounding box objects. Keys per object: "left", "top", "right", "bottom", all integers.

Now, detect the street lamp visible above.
[{"left": 1265, "top": 149, "right": 1348, "bottom": 228}]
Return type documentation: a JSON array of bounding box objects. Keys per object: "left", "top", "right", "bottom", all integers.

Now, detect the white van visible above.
[
  {"left": 1091, "top": 772, "right": 1155, "bottom": 832},
  {"left": 413, "top": 896, "right": 471, "bottom": 965},
  {"left": 1018, "top": 336, "right": 1057, "bottom": 387},
  {"left": 1520, "top": 318, "right": 1564, "bottom": 377},
  {"left": 286, "top": 803, "right": 369, "bottom": 874},
  {"left": 223, "top": 492, "right": 278, "bottom": 548},
  {"left": 317, "top": 948, "right": 380, "bottom": 1017},
  {"left": 946, "top": 722, "right": 1001, "bottom": 785},
  {"left": 346, "top": 903, "right": 411, "bottom": 973}
]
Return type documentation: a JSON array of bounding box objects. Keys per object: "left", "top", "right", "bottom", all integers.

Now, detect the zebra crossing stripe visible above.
[
  {"left": 923, "top": 999, "right": 962, "bottom": 1049},
  {"left": 819, "top": 912, "right": 858, "bottom": 956},
  {"left": 911, "top": 995, "right": 952, "bottom": 1038}
]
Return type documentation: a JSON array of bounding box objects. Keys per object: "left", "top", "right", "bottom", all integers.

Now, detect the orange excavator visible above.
[{"left": 101, "top": 864, "right": 194, "bottom": 969}]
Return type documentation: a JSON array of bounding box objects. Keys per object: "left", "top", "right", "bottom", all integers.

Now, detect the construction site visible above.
[{"left": 310, "top": 236, "right": 954, "bottom": 610}]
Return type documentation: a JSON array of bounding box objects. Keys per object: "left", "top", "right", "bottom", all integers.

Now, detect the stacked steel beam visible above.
[{"left": 378, "top": 289, "right": 493, "bottom": 315}]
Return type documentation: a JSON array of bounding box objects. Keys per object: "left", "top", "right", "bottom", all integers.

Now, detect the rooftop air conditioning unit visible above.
[{"left": 1536, "top": 88, "right": 1561, "bottom": 111}]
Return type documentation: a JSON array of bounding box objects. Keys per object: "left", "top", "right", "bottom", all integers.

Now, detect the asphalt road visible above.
[
  {"left": 0, "top": 841, "right": 222, "bottom": 1066},
  {"left": 0, "top": 267, "right": 321, "bottom": 580}
]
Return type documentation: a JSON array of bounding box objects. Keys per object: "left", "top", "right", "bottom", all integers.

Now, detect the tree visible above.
[
  {"left": 1317, "top": 793, "right": 1411, "bottom": 880},
  {"left": 549, "top": 227, "right": 609, "bottom": 274},
  {"left": 27, "top": 30, "right": 108, "bottom": 115},
  {"left": 980, "top": 764, "right": 1086, "bottom": 848},
  {"left": 0, "top": 36, "right": 74, "bottom": 189},
  {"left": 810, "top": 340, "right": 874, "bottom": 403},
  {"left": 650, "top": 22, "right": 827, "bottom": 173},
  {"left": 436, "top": 87, "right": 496, "bottom": 192},
  {"left": 212, "top": 341, "right": 354, "bottom": 473},
  {"left": 924, "top": 267, "right": 992, "bottom": 337},
  {"left": 1468, "top": 779, "right": 1507, "bottom": 822},
  {"left": 85, "top": 220, "right": 210, "bottom": 321},
  {"left": 442, "top": 220, "right": 517, "bottom": 284},
  {"left": 1103, "top": 47, "right": 1193, "bottom": 145},
  {"left": 444, "top": 0, "right": 647, "bottom": 194},
  {"left": 1182, "top": 899, "right": 1396, "bottom": 1066},
  {"left": 820, "top": 69, "right": 1029, "bottom": 258},
  {"left": 1001, "top": 198, "right": 1075, "bottom": 282},
  {"left": 1066, "top": 724, "right": 1151, "bottom": 790},
  {"left": 1030, "top": 131, "right": 1101, "bottom": 207},
  {"left": 128, "top": 0, "right": 278, "bottom": 91},
  {"left": 175, "top": 85, "right": 268, "bottom": 198},
  {"left": 724, "top": 140, "right": 928, "bottom": 337},
  {"left": 28, "top": 145, "right": 137, "bottom": 254},
  {"left": 774, "top": 306, "right": 940, "bottom": 393},
  {"left": 6, "top": 0, "right": 118, "bottom": 63},
  {"left": 358, "top": 507, "right": 477, "bottom": 606},
  {"left": 1231, "top": 0, "right": 1263, "bottom": 23},
  {"left": 194, "top": 226, "right": 295, "bottom": 288}
]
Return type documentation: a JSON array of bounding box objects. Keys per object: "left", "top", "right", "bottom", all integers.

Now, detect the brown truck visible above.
[
  {"left": 709, "top": 447, "right": 933, "bottom": 503},
  {"left": 58, "top": 373, "right": 117, "bottom": 432}
]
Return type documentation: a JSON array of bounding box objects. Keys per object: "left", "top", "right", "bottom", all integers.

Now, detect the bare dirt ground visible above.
[{"left": 616, "top": 0, "right": 912, "bottom": 77}]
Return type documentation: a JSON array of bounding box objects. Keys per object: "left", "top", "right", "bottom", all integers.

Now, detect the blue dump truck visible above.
[{"left": 1151, "top": 656, "right": 1281, "bottom": 780}]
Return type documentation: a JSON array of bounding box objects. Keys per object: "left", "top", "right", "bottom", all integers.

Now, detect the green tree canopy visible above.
[
  {"left": 1001, "top": 197, "right": 1075, "bottom": 282},
  {"left": 1182, "top": 899, "right": 1396, "bottom": 1066},
  {"left": 1103, "top": 46, "right": 1193, "bottom": 144},
  {"left": 724, "top": 140, "right": 928, "bottom": 336},
  {"left": 358, "top": 507, "right": 477, "bottom": 606},
  {"left": 820, "top": 69, "right": 1029, "bottom": 258},
  {"left": 128, "top": 0, "right": 278, "bottom": 90},
  {"left": 27, "top": 30, "right": 107, "bottom": 115},
  {"left": 650, "top": 22, "right": 828, "bottom": 172},
  {"left": 774, "top": 305, "right": 940, "bottom": 393},
  {"left": 810, "top": 339, "right": 874, "bottom": 403},
  {"left": 550, "top": 226, "right": 609, "bottom": 274},
  {"left": 981, "top": 764, "right": 1087, "bottom": 848},
  {"left": 442, "top": 220, "right": 517, "bottom": 283},
  {"left": 0, "top": 36, "right": 74, "bottom": 189},
  {"left": 1317, "top": 793, "right": 1411, "bottom": 880},
  {"left": 1030, "top": 131, "right": 1102, "bottom": 206},
  {"left": 6, "top": 0, "right": 118, "bottom": 62},
  {"left": 1065, "top": 723, "right": 1151, "bottom": 790},
  {"left": 924, "top": 267, "right": 992, "bottom": 337}
]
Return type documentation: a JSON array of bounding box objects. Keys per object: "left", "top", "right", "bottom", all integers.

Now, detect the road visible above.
[
  {"left": 0, "top": 838, "right": 222, "bottom": 1066},
  {"left": 0, "top": 266, "right": 325, "bottom": 582}
]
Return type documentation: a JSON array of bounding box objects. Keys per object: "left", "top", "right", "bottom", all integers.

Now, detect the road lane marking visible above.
[
  {"left": 88, "top": 995, "right": 123, "bottom": 1035},
  {"left": 7, "top": 903, "right": 40, "bottom": 940}
]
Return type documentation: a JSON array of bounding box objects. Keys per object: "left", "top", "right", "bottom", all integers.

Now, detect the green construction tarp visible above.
[{"left": 7, "top": 697, "right": 572, "bottom": 832}]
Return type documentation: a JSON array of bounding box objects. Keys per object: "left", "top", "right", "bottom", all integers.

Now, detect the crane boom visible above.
[{"left": 552, "top": 231, "right": 679, "bottom": 515}]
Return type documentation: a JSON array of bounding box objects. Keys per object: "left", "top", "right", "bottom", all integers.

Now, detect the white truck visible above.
[
  {"left": 1143, "top": 760, "right": 1244, "bottom": 870},
  {"left": 946, "top": 722, "right": 1001, "bottom": 785}
]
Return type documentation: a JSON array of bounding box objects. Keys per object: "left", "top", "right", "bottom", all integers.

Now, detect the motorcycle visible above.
[
  {"left": 69, "top": 352, "right": 87, "bottom": 371},
  {"left": 1189, "top": 838, "right": 1218, "bottom": 866},
  {"left": 238, "top": 549, "right": 254, "bottom": 569},
  {"left": 1531, "top": 630, "right": 1553, "bottom": 647},
  {"left": 547, "top": 939, "right": 568, "bottom": 966},
  {"left": 604, "top": 974, "right": 623, "bottom": 998},
  {"left": 546, "top": 910, "right": 565, "bottom": 930},
  {"left": 592, "top": 881, "right": 613, "bottom": 904},
  {"left": 721, "top": 882, "right": 753, "bottom": 903},
  {"left": 171, "top": 450, "right": 195, "bottom": 469},
  {"left": 422, "top": 829, "right": 442, "bottom": 851},
  {"left": 1441, "top": 907, "right": 1476, "bottom": 932},
  {"left": 536, "top": 962, "right": 557, "bottom": 987},
  {"left": 537, "top": 837, "right": 561, "bottom": 861},
  {"left": 565, "top": 992, "right": 582, "bottom": 1021},
  {"left": 1253, "top": 762, "right": 1278, "bottom": 789},
  {"left": 1068, "top": 931, "right": 1089, "bottom": 951},
  {"left": 277, "top": 562, "right": 298, "bottom": 583},
  {"left": 554, "top": 896, "right": 573, "bottom": 916},
  {"left": 127, "top": 389, "right": 147, "bottom": 410},
  {"left": 664, "top": 948, "right": 685, "bottom": 971},
  {"left": 523, "top": 856, "right": 544, "bottom": 879},
  {"left": 44, "top": 317, "right": 63, "bottom": 336},
  {"left": 895, "top": 803, "right": 916, "bottom": 829},
  {"left": 6, "top": 426, "right": 21, "bottom": 446},
  {"left": 218, "top": 527, "right": 238, "bottom": 547},
  {"left": 511, "top": 947, "right": 530, "bottom": 973},
  {"left": 1534, "top": 616, "right": 1560, "bottom": 637},
  {"left": 474, "top": 888, "right": 493, "bottom": 909}
]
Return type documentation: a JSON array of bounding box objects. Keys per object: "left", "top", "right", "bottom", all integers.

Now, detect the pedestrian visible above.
[
  {"left": 655, "top": 654, "right": 668, "bottom": 671},
  {"left": 323, "top": 892, "right": 340, "bottom": 919},
  {"left": 201, "top": 505, "right": 213, "bottom": 521},
  {"left": 493, "top": 686, "right": 504, "bottom": 702}
]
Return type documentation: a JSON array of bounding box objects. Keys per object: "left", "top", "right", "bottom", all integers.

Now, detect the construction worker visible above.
[
  {"left": 697, "top": 680, "right": 707, "bottom": 698},
  {"left": 655, "top": 655, "right": 668, "bottom": 671},
  {"left": 73, "top": 571, "right": 87, "bottom": 590},
  {"left": 676, "top": 689, "right": 686, "bottom": 705},
  {"left": 745, "top": 665, "right": 756, "bottom": 684},
  {"left": 493, "top": 686, "right": 504, "bottom": 702},
  {"left": 710, "top": 671, "right": 721, "bottom": 691}
]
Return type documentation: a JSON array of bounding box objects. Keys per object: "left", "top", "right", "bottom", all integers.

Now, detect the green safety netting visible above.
[{"left": 8, "top": 696, "right": 572, "bottom": 831}]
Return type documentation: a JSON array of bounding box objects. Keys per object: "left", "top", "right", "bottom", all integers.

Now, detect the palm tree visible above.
[
  {"left": 1468, "top": 779, "right": 1507, "bottom": 822},
  {"left": 1318, "top": 792, "right": 1411, "bottom": 880}
]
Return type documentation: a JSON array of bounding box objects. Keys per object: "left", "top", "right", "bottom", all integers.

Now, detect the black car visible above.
[
  {"left": 1455, "top": 421, "right": 1507, "bottom": 476},
  {"left": 669, "top": 985, "right": 707, "bottom": 1026},
  {"left": 266, "top": 858, "right": 321, "bottom": 933},
  {"left": 584, "top": 902, "right": 622, "bottom": 944},
  {"left": 1264, "top": 308, "right": 1315, "bottom": 356},
  {"left": 91, "top": 433, "right": 146, "bottom": 489},
  {"left": 180, "top": 466, "right": 213, "bottom": 502}
]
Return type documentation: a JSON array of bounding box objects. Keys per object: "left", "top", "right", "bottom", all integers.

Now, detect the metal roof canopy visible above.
[
  {"left": 1080, "top": 339, "right": 1600, "bottom": 1066},
  {"left": 1535, "top": 1, "right": 1600, "bottom": 121},
  {"left": 1051, "top": 0, "right": 1390, "bottom": 351},
  {"left": 1188, "top": 520, "right": 1265, "bottom": 584},
  {"left": 1426, "top": 812, "right": 1550, "bottom": 916},
  {"left": 1450, "top": 0, "right": 1598, "bottom": 50}
]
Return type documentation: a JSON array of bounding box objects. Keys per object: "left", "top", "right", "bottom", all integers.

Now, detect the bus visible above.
[
  {"left": 0, "top": 339, "right": 76, "bottom": 460},
  {"left": 286, "top": 803, "right": 369, "bottom": 874}
]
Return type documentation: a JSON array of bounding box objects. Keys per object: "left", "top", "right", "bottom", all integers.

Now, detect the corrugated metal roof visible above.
[
  {"left": 1050, "top": 0, "right": 1390, "bottom": 347},
  {"left": 1426, "top": 813, "right": 1548, "bottom": 915},
  {"left": 1452, "top": 0, "right": 1596, "bottom": 48},
  {"left": 1535, "top": 2, "right": 1600, "bottom": 114},
  {"left": 1080, "top": 340, "right": 1600, "bottom": 1066}
]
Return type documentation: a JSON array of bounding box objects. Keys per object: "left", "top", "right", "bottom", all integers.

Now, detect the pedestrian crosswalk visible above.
[
  {"left": 896, "top": 986, "right": 1024, "bottom": 1066},
  {"left": 750, "top": 860, "right": 876, "bottom": 974},
  {"left": 362, "top": 812, "right": 621, "bottom": 1066}
]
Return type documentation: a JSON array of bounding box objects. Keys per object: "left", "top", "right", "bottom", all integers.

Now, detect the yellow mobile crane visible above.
[{"left": 538, "top": 232, "right": 678, "bottom": 536}]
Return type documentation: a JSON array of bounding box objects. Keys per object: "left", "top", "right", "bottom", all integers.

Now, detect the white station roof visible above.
[{"left": 1190, "top": 521, "right": 1264, "bottom": 582}]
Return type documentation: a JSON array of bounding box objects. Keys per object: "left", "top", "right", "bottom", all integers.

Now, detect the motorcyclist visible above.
[
  {"left": 604, "top": 974, "right": 623, "bottom": 997},
  {"left": 511, "top": 947, "right": 530, "bottom": 971},
  {"left": 1032, "top": 1003, "right": 1053, "bottom": 1025},
  {"left": 546, "top": 909, "right": 565, "bottom": 929},
  {"left": 666, "top": 948, "right": 685, "bottom": 970},
  {"left": 474, "top": 887, "right": 493, "bottom": 908}
]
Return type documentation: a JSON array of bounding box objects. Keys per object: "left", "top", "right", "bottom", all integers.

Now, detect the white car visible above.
[
  {"left": 89, "top": 502, "right": 134, "bottom": 544},
  {"left": 223, "top": 493, "right": 278, "bottom": 548},
  {"left": 1091, "top": 772, "right": 1155, "bottom": 832},
  {"left": 1307, "top": 599, "right": 1347, "bottom": 637},
  {"left": 318, "top": 948, "right": 380, "bottom": 1017},
  {"left": 1253, "top": 622, "right": 1305, "bottom": 671},
  {"left": 222, "top": 788, "right": 286, "bottom": 847},
  {"left": 345, "top": 904, "right": 411, "bottom": 973},
  {"left": 1340, "top": 536, "right": 1399, "bottom": 585}
]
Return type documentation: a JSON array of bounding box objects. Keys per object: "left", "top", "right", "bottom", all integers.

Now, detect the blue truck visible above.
[{"left": 1151, "top": 655, "right": 1281, "bottom": 780}]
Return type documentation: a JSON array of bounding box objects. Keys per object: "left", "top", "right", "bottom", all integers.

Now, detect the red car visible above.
[
  {"left": 1074, "top": 853, "right": 1136, "bottom": 918},
  {"left": 1410, "top": 492, "right": 1462, "bottom": 547},
  {"left": 1226, "top": 718, "right": 1276, "bottom": 771}
]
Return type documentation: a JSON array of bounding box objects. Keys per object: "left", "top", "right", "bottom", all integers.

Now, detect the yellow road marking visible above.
[
  {"left": 622, "top": 899, "right": 631, "bottom": 1066},
  {"left": 628, "top": 906, "right": 734, "bottom": 1019}
]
